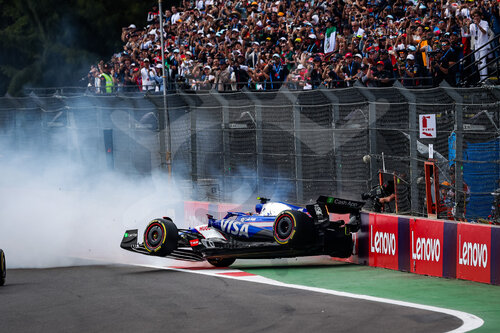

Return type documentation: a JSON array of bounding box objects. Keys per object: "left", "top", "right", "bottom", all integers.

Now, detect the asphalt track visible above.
[{"left": 0, "top": 264, "right": 463, "bottom": 333}]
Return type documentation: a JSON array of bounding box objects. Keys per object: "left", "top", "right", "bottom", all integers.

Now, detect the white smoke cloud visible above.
[{"left": 0, "top": 150, "right": 192, "bottom": 268}]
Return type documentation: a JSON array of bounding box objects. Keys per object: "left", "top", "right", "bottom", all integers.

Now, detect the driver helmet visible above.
[{"left": 255, "top": 203, "right": 263, "bottom": 214}]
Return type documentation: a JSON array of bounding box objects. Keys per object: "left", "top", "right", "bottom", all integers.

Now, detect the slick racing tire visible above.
[
  {"left": 273, "top": 210, "right": 314, "bottom": 247},
  {"left": 0, "top": 249, "right": 5, "bottom": 286},
  {"left": 207, "top": 257, "right": 236, "bottom": 267},
  {"left": 143, "top": 218, "right": 178, "bottom": 256}
]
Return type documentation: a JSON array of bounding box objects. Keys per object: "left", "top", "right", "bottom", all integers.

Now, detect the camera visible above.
[{"left": 361, "top": 185, "right": 387, "bottom": 212}]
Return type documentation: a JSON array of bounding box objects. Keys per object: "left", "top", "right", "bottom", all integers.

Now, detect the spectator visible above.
[
  {"left": 342, "top": 53, "right": 360, "bottom": 86},
  {"left": 469, "top": 11, "right": 490, "bottom": 81},
  {"left": 140, "top": 58, "right": 156, "bottom": 91},
  {"left": 372, "top": 61, "right": 392, "bottom": 87},
  {"left": 89, "top": 0, "right": 498, "bottom": 92},
  {"left": 99, "top": 63, "right": 114, "bottom": 93},
  {"left": 400, "top": 54, "right": 421, "bottom": 87}
]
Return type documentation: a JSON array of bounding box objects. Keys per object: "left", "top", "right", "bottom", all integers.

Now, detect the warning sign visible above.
[{"left": 419, "top": 114, "right": 436, "bottom": 138}]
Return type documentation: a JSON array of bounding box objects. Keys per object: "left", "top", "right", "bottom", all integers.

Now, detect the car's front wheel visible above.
[
  {"left": 207, "top": 257, "right": 236, "bottom": 267},
  {"left": 273, "top": 210, "right": 314, "bottom": 247},
  {"left": 143, "top": 218, "right": 178, "bottom": 256},
  {"left": 0, "top": 249, "right": 5, "bottom": 286}
]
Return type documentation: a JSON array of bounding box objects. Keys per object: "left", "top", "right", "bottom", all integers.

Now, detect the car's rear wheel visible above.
[
  {"left": 143, "top": 218, "right": 178, "bottom": 256},
  {"left": 207, "top": 257, "right": 236, "bottom": 267},
  {"left": 273, "top": 210, "right": 314, "bottom": 247},
  {"left": 0, "top": 249, "right": 5, "bottom": 286}
]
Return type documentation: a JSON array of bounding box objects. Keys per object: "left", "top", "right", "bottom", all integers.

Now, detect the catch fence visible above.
[{"left": 1, "top": 84, "right": 499, "bottom": 221}]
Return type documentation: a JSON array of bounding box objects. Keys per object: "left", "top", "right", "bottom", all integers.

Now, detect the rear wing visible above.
[
  {"left": 306, "top": 196, "right": 365, "bottom": 233},
  {"left": 316, "top": 196, "right": 365, "bottom": 214},
  {"left": 307, "top": 196, "right": 364, "bottom": 222}
]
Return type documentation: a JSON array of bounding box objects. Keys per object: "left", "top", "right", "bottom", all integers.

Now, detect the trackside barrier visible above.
[
  {"left": 358, "top": 212, "right": 500, "bottom": 285},
  {"left": 180, "top": 201, "right": 499, "bottom": 284}
]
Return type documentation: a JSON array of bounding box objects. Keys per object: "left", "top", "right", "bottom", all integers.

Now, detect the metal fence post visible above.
[
  {"left": 442, "top": 84, "right": 464, "bottom": 219},
  {"left": 356, "top": 86, "right": 378, "bottom": 188},
  {"left": 319, "top": 87, "right": 341, "bottom": 194},
  {"left": 243, "top": 89, "right": 262, "bottom": 195},
  {"left": 210, "top": 90, "right": 230, "bottom": 202},
  {"left": 279, "top": 87, "right": 303, "bottom": 203},
  {"left": 396, "top": 82, "right": 419, "bottom": 215}
]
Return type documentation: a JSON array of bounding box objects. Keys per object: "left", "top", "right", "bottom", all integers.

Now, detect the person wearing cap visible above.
[
  {"left": 245, "top": 41, "right": 261, "bottom": 69},
  {"left": 196, "top": 65, "right": 214, "bottom": 90},
  {"left": 264, "top": 53, "right": 288, "bottom": 90},
  {"left": 341, "top": 53, "right": 360, "bottom": 86},
  {"left": 400, "top": 54, "right": 421, "bottom": 87},
  {"left": 99, "top": 63, "right": 115, "bottom": 94},
  {"left": 214, "top": 58, "right": 231, "bottom": 91},
  {"left": 379, "top": 49, "right": 395, "bottom": 76},
  {"left": 140, "top": 58, "right": 157, "bottom": 92},
  {"left": 430, "top": 40, "right": 457, "bottom": 86},
  {"left": 357, "top": 63, "right": 376, "bottom": 87},
  {"left": 372, "top": 60, "right": 392, "bottom": 87},
  {"left": 305, "top": 34, "right": 319, "bottom": 54}
]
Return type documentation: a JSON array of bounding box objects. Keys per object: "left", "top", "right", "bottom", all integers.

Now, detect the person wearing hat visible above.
[
  {"left": 264, "top": 53, "right": 288, "bottom": 90},
  {"left": 99, "top": 62, "right": 115, "bottom": 94},
  {"left": 341, "top": 53, "right": 360, "bottom": 86},
  {"left": 305, "top": 33, "right": 319, "bottom": 54},
  {"left": 357, "top": 63, "right": 376, "bottom": 87},
  {"left": 245, "top": 41, "right": 261, "bottom": 69},
  {"left": 430, "top": 40, "right": 457, "bottom": 86},
  {"left": 400, "top": 54, "right": 421, "bottom": 87},
  {"left": 214, "top": 58, "right": 231, "bottom": 91},
  {"left": 198, "top": 65, "right": 214, "bottom": 90},
  {"left": 372, "top": 60, "right": 392, "bottom": 87},
  {"left": 140, "top": 58, "right": 157, "bottom": 92},
  {"left": 379, "top": 49, "right": 395, "bottom": 75}
]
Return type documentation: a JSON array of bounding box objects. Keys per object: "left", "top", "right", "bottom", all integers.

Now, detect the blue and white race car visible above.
[{"left": 121, "top": 196, "right": 364, "bottom": 267}]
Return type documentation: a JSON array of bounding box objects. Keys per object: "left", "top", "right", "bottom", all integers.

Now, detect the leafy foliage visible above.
[{"left": 0, "top": 0, "right": 152, "bottom": 95}]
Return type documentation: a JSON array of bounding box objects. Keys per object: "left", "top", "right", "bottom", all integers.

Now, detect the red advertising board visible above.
[
  {"left": 410, "top": 219, "right": 444, "bottom": 277},
  {"left": 368, "top": 213, "right": 399, "bottom": 270},
  {"left": 184, "top": 201, "right": 210, "bottom": 228},
  {"left": 457, "top": 223, "right": 491, "bottom": 284}
]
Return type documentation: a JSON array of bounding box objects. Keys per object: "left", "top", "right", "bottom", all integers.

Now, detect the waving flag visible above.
[{"left": 324, "top": 26, "right": 337, "bottom": 53}]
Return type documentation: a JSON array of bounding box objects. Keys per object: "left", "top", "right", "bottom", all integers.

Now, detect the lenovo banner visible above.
[
  {"left": 457, "top": 223, "right": 491, "bottom": 284},
  {"left": 369, "top": 213, "right": 399, "bottom": 270},
  {"left": 410, "top": 219, "right": 444, "bottom": 277}
]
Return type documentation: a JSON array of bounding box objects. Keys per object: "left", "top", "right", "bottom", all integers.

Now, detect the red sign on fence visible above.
[
  {"left": 410, "top": 219, "right": 444, "bottom": 277},
  {"left": 369, "top": 213, "right": 399, "bottom": 270},
  {"left": 457, "top": 223, "right": 491, "bottom": 284}
]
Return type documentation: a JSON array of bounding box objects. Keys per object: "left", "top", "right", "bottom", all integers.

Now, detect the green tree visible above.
[{"left": 0, "top": 0, "right": 151, "bottom": 95}]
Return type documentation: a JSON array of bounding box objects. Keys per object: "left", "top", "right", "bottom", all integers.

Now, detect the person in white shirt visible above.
[
  {"left": 352, "top": 21, "right": 365, "bottom": 38},
  {"left": 469, "top": 11, "right": 491, "bottom": 81},
  {"left": 170, "top": 6, "right": 181, "bottom": 25},
  {"left": 140, "top": 59, "right": 157, "bottom": 91}
]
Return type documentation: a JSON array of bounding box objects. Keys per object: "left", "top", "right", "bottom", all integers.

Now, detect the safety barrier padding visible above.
[{"left": 359, "top": 211, "right": 500, "bottom": 285}]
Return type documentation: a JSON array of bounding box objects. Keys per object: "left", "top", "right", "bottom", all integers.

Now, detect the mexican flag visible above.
[{"left": 324, "top": 26, "right": 336, "bottom": 53}]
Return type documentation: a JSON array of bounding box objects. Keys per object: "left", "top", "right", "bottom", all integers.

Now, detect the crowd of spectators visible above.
[{"left": 88, "top": 0, "right": 500, "bottom": 92}]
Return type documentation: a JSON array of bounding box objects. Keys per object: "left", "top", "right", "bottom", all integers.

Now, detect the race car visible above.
[
  {"left": 0, "top": 249, "right": 5, "bottom": 286},
  {"left": 120, "top": 196, "right": 364, "bottom": 267}
]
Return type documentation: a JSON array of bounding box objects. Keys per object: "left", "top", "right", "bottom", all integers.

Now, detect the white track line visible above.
[{"left": 134, "top": 263, "right": 484, "bottom": 333}]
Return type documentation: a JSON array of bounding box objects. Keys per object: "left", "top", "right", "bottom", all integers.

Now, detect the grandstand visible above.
[{"left": 87, "top": 0, "right": 500, "bottom": 92}]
